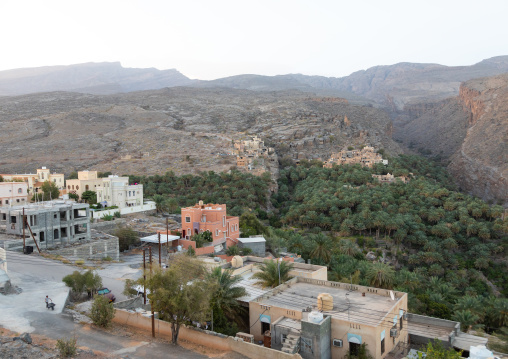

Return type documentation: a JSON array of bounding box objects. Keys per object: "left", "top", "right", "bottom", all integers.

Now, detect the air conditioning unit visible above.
[
  {"left": 333, "top": 339, "right": 343, "bottom": 347},
  {"left": 390, "top": 328, "right": 398, "bottom": 337}
]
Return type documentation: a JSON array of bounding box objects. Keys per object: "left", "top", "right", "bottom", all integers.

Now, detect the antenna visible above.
[{"left": 390, "top": 291, "right": 395, "bottom": 301}]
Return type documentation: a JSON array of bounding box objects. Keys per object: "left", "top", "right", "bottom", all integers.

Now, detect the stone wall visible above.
[
  {"left": 113, "top": 309, "right": 302, "bottom": 359},
  {"left": 90, "top": 218, "right": 126, "bottom": 233},
  {"left": 48, "top": 235, "right": 119, "bottom": 261}
]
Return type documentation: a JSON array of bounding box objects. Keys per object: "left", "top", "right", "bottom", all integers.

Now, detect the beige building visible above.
[
  {"left": 249, "top": 277, "right": 408, "bottom": 359},
  {"left": 371, "top": 174, "right": 411, "bottom": 184},
  {"left": 1, "top": 167, "right": 65, "bottom": 195},
  {"left": 95, "top": 176, "right": 143, "bottom": 209},
  {"left": 65, "top": 171, "right": 103, "bottom": 199},
  {"left": 0, "top": 182, "right": 29, "bottom": 207},
  {"left": 323, "top": 146, "right": 387, "bottom": 169}
]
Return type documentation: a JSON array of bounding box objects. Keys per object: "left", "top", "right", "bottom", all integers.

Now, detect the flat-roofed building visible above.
[
  {"left": 249, "top": 277, "right": 408, "bottom": 359},
  {"left": 0, "top": 200, "right": 91, "bottom": 248},
  {"left": 65, "top": 170, "right": 103, "bottom": 199},
  {"left": 95, "top": 176, "right": 143, "bottom": 209},
  {"left": 0, "top": 182, "right": 28, "bottom": 207},
  {"left": 181, "top": 201, "right": 239, "bottom": 249},
  {"left": 1, "top": 167, "right": 65, "bottom": 194}
]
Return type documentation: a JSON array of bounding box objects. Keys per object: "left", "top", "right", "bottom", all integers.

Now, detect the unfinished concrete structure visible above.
[{"left": 0, "top": 200, "right": 91, "bottom": 249}]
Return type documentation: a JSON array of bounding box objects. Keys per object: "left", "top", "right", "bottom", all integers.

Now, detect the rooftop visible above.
[
  {"left": 0, "top": 200, "right": 88, "bottom": 214},
  {"left": 255, "top": 278, "right": 405, "bottom": 327}
]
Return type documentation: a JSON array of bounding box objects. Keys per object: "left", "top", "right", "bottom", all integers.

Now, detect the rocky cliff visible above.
[
  {"left": 395, "top": 74, "right": 508, "bottom": 206},
  {"left": 448, "top": 75, "right": 508, "bottom": 206}
]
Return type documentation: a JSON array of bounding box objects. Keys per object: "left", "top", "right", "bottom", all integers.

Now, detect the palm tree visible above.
[
  {"left": 452, "top": 310, "right": 480, "bottom": 332},
  {"left": 338, "top": 239, "right": 361, "bottom": 257},
  {"left": 366, "top": 262, "right": 395, "bottom": 289},
  {"left": 252, "top": 260, "right": 293, "bottom": 288},
  {"left": 152, "top": 194, "right": 166, "bottom": 213},
  {"left": 309, "top": 233, "right": 332, "bottom": 264},
  {"left": 207, "top": 267, "right": 247, "bottom": 328}
]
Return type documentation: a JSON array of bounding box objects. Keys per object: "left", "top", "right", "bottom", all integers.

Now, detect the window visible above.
[
  {"left": 185, "top": 216, "right": 191, "bottom": 223},
  {"left": 381, "top": 338, "right": 385, "bottom": 354},
  {"left": 16, "top": 199, "right": 20, "bottom": 203},
  {"left": 76, "top": 185, "right": 79, "bottom": 190},
  {"left": 18, "top": 188, "right": 22, "bottom": 193},
  {"left": 215, "top": 229, "right": 219, "bottom": 236},
  {"left": 223, "top": 216, "right": 226, "bottom": 227}
]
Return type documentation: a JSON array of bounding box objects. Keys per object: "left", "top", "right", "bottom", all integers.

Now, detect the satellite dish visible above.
[{"left": 389, "top": 291, "right": 395, "bottom": 301}]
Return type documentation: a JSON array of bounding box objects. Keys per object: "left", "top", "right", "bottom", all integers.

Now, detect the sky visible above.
[{"left": 1, "top": 0, "right": 507, "bottom": 80}]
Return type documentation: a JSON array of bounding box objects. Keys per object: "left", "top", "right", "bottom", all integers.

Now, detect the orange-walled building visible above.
[{"left": 181, "top": 201, "right": 240, "bottom": 248}]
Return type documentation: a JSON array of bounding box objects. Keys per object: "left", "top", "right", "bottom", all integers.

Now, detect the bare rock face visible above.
[
  {"left": 448, "top": 75, "right": 508, "bottom": 206},
  {"left": 0, "top": 88, "right": 401, "bottom": 177}
]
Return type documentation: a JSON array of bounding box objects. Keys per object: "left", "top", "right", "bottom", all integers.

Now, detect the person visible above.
[{"left": 45, "top": 295, "right": 51, "bottom": 308}]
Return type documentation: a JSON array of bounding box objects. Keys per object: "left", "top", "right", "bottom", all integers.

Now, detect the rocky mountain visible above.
[
  {"left": 195, "top": 56, "right": 508, "bottom": 109},
  {"left": 0, "top": 88, "right": 401, "bottom": 176},
  {"left": 395, "top": 74, "right": 508, "bottom": 206},
  {"left": 0, "top": 62, "right": 193, "bottom": 96}
]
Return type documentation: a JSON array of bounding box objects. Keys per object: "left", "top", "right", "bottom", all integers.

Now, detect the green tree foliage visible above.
[
  {"left": 252, "top": 260, "right": 293, "bottom": 288},
  {"left": 344, "top": 343, "right": 374, "bottom": 359},
  {"left": 141, "top": 256, "right": 214, "bottom": 344},
  {"left": 62, "top": 270, "right": 102, "bottom": 299},
  {"left": 225, "top": 245, "right": 241, "bottom": 256},
  {"left": 366, "top": 262, "right": 395, "bottom": 289},
  {"left": 33, "top": 180, "right": 60, "bottom": 201},
  {"left": 272, "top": 154, "right": 508, "bottom": 328},
  {"left": 81, "top": 190, "right": 97, "bottom": 204},
  {"left": 239, "top": 212, "right": 267, "bottom": 237},
  {"left": 67, "top": 172, "right": 78, "bottom": 179},
  {"left": 421, "top": 340, "right": 462, "bottom": 359},
  {"left": 114, "top": 226, "right": 140, "bottom": 252},
  {"left": 56, "top": 336, "right": 77, "bottom": 358},
  {"left": 90, "top": 295, "right": 116, "bottom": 328},
  {"left": 128, "top": 170, "right": 271, "bottom": 216},
  {"left": 207, "top": 267, "right": 247, "bottom": 335},
  {"left": 68, "top": 193, "right": 79, "bottom": 201}
]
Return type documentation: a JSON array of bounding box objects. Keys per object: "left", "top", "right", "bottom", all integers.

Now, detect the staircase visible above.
[{"left": 281, "top": 331, "right": 301, "bottom": 354}]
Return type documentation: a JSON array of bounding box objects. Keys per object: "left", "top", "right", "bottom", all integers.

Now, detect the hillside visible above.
[
  {"left": 395, "top": 74, "right": 508, "bottom": 206},
  {"left": 0, "top": 62, "right": 193, "bottom": 96},
  {"left": 0, "top": 88, "right": 401, "bottom": 176}
]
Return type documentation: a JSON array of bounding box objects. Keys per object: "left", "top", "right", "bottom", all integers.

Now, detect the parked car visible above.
[{"left": 97, "top": 287, "right": 116, "bottom": 302}]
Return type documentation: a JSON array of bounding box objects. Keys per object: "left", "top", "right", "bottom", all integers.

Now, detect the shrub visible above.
[
  {"left": 187, "top": 246, "right": 196, "bottom": 257},
  {"left": 75, "top": 260, "right": 85, "bottom": 265},
  {"left": 114, "top": 226, "right": 140, "bottom": 252},
  {"left": 241, "top": 247, "right": 253, "bottom": 255},
  {"left": 226, "top": 245, "right": 240, "bottom": 256},
  {"left": 102, "top": 256, "right": 113, "bottom": 261},
  {"left": 56, "top": 336, "right": 77, "bottom": 357},
  {"left": 113, "top": 211, "right": 121, "bottom": 218},
  {"left": 90, "top": 295, "right": 115, "bottom": 328},
  {"left": 102, "top": 215, "right": 114, "bottom": 221}
]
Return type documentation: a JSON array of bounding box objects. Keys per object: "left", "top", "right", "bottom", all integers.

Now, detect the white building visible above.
[
  {"left": 96, "top": 176, "right": 143, "bottom": 209},
  {"left": 0, "top": 182, "right": 29, "bottom": 207}
]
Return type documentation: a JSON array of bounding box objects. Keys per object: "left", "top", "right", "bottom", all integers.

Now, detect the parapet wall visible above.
[{"left": 113, "top": 309, "right": 301, "bottom": 359}]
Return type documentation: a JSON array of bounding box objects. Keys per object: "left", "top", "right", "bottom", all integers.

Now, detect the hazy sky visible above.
[{"left": 1, "top": 0, "right": 507, "bottom": 80}]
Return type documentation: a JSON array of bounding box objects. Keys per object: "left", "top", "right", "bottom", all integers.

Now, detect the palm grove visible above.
[{"left": 129, "top": 154, "right": 508, "bottom": 337}]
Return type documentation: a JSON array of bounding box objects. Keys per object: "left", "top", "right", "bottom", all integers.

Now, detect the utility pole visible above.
[
  {"left": 149, "top": 246, "right": 155, "bottom": 338},
  {"left": 278, "top": 257, "right": 281, "bottom": 286},
  {"left": 158, "top": 232, "right": 161, "bottom": 267},
  {"left": 143, "top": 248, "right": 146, "bottom": 305},
  {"left": 166, "top": 218, "right": 169, "bottom": 257},
  {"left": 22, "top": 208, "right": 26, "bottom": 253}
]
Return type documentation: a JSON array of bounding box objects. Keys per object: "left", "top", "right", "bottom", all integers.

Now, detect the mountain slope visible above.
[{"left": 0, "top": 62, "right": 193, "bottom": 96}]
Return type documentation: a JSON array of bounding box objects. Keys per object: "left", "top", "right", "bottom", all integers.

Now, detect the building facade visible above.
[
  {"left": 181, "top": 201, "right": 240, "bottom": 246},
  {"left": 95, "top": 176, "right": 143, "bottom": 209},
  {"left": 249, "top": 277, "right": 408, "bottom": 359},
  {"left": 1, "top": 167, "right": 65, "bottom": 194},
  {"left": 0, "top": 200, "right": 91, "bottom": 248},
  {"left": 66, "top": 171, "right": 143, "bottom": 209},
  {"left": 0, "top": 182, "right": 29, "bottom": 207}
]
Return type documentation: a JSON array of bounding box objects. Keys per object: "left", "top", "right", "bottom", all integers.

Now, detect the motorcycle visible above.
[{"left": 46, "top": 300, "right": 55, "bottom": 311}]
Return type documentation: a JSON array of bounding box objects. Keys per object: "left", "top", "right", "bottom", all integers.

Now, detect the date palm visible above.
[
  {"left": 207, "top": 267, "right": 247, "bottom": 326},
  {"left": 252, "top": 260, "right": 293, "bottom": 288},
  {"left": 309, "top": 233, "right": 332, "bottom": 264},
  {"left": 366, "top": 262, "right": 395, "bottom": 289}
]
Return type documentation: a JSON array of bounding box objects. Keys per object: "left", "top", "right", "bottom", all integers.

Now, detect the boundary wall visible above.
[
  {"left": 92, "top": 203, "right": 156, "bottom": 219},
  {"left": 113, "top": 309, "right": 301, "bottom": 359}
]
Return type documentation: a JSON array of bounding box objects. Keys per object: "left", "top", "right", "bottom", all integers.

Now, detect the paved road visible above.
[{"left": 1, "top": 251, "right": 210, "bottom": 358}]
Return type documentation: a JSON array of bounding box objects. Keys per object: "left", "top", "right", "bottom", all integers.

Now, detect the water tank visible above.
[
  {"left": 308, "top": 311, "right": 323, "bottom": 323},
  {"left": 317, "top": 293, "right": 333, "bottom": 311},
  {"left": 231, "top": 256, "right": 243, "bottom": 268}
]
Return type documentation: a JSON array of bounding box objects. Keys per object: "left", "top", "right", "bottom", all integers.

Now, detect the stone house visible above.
[{"left": 0, "top": 167, "right": 65, "bottom": 194}]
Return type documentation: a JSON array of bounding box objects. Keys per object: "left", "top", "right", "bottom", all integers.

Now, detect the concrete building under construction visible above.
[{"left": 0, "top": 200, "right": 91, "bottom": 249}]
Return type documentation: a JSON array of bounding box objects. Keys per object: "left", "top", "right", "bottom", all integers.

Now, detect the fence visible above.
[{"left": 91, "top": 202, "right": 156, "bottom": 219}]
